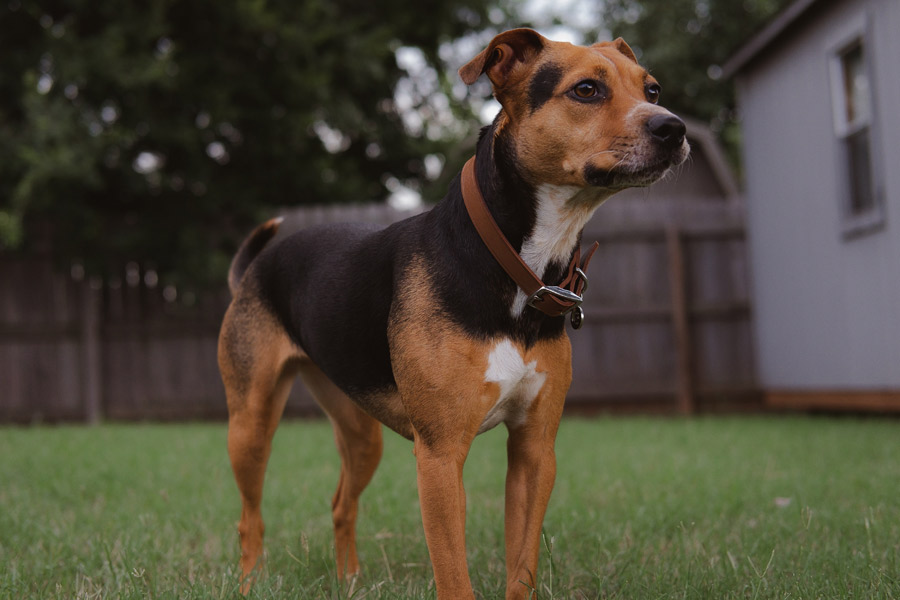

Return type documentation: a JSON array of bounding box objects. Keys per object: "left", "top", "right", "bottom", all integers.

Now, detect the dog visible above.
[{"left": 218, "top": 28, "right": 688, "bottom": 599}]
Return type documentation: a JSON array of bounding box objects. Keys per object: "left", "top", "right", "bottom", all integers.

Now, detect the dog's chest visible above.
[
  {"left": 510, "top": 184, "right": 606, "bottom": 317},
  {"left": 478, "top": 339, "right": 547, "bottom": 433}
]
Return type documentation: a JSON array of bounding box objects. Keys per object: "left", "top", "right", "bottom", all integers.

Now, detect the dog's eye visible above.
[
  {"left": 573, "top": 81, "right": 598, "bottom": 98},
  {"left": 645, "top": 83, "right": 661, "bottom": 104}
]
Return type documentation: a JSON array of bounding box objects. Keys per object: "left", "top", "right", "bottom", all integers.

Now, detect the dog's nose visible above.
[{"left": 647, "top": 114, "right": 686, "bottom": 149}]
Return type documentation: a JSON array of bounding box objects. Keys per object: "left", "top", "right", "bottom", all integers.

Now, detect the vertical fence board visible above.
[
  {"left": 666, "top": 227, "right": 696, "bottom": 414},
  {"left": 81, "top": 285, "right": 102, "bottom": 424}
]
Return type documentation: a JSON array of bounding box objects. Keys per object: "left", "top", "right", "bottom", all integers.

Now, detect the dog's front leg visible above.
[
  {"left": 503, "top": 336, "right": 571, "bottom": 600},
  {"left": 503, "top": 421, "right": 561, "bottom": 599},
  {"left": 414, "top": 434, "right": 476, "bottom": 599}
]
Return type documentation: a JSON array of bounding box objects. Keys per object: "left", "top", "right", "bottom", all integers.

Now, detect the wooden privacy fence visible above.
[
  {"left": 0, "top": 196, "right": 756, "bottom": 423},
  {"left": 0, "top": 256, "right": 232, "bottom": 423},
  {"left": 0, "top": 257, "right": 94, "bottom": 423},
  {"left": 569, "top": 195, "right": 756, "bottom": 413}
]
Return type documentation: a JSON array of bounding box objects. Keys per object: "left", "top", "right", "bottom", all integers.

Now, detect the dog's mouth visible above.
[
  {"left": 589, "top": 163, "right": 667, "bottom": 188},
  {"left": 584, "top": 149, "right": 687, "bottom": 190}
]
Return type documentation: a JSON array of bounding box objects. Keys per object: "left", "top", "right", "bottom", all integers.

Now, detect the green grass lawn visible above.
[{"left": 1, "top": 416, "right": 898, "bottom": 599}]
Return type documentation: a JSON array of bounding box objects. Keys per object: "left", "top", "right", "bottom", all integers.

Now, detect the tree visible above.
[
  {"left": 0, "top": 0, "right": 493, "bottom": 287},
  {"left": 600, "top": 0, "right": 792, "bottom": 162}
]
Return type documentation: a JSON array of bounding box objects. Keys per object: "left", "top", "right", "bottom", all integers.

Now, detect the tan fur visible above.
[
  {"left": 515, "top": 42, "right": 666, "bottom": 187},
  {"left": 218, "top": 295, "right": 305, "bottom": 593},
  {"left": 386, "top": 256, "right": 572, "bottom": 599},
  {"left": 460, "top": 31, "right": 686, "bottom": 192},
  {"left": 296, "top": 363, "right": 383, "bottom": 578}
]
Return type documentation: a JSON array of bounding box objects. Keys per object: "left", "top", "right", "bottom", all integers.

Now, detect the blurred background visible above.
[{"left": 2, "top": 0, "right": 898, "bottom": 423}]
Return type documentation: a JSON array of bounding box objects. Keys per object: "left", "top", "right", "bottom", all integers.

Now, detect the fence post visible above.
[
  {"left": 666, "top": 226, "right": 696, "bottom": 414},
  {"left": 80, "top": 280, "right": 103, "bottom": 424}
]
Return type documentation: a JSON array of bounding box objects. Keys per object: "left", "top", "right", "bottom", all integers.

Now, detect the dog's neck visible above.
[
  {"left": 472, "top": 119, "right": 607, "bottom": 317},
  {"left": 425, "top": 118, "right": 600, "bottom": 343},
  {"left": 471, "top": 122, "right": 537, "bottom": 257}
]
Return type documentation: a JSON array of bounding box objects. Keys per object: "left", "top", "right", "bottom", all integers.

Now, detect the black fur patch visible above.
[
  {"left": 250, "top": 222, "right": 401, "bottom": 399},
  {"left": 528, "top": 63, "right": 563, "bottom": 113}
]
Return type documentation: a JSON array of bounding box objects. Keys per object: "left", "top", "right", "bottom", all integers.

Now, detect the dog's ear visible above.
[
  {"left": 612, "top": 38, "right": 638, "bottom": 64},
  {"left": 459, "top": 28, "right": 546, "bottom": 87}
]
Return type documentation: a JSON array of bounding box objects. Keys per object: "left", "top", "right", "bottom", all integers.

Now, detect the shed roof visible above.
[{"left": 721, "top": 0, "right": 828, "bottom": 78}]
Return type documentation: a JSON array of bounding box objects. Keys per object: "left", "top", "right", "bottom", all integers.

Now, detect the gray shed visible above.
[{"left": 724, "top": 0, "right": 900, "bottom": 411}]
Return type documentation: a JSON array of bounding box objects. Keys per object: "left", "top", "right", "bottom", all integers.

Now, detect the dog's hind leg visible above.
[
  {"left": 219, "top": 305, "right": 301, "bottom": 593},
  {"left": 297, "top": 364, "right": 383, "bottom": 579}
]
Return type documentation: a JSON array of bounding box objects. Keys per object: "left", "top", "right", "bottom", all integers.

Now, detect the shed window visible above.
[
  {"left": 829, "top": 31, "right": 883, "bottom": 236},
  {"left": 839, "top": 42, "right": 874, "bottom": 216}
]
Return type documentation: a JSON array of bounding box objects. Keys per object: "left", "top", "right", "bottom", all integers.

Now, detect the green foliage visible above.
[
  {"left": 601, "top": 0, "right": 792, "bottom": 163},
  {"left": 0, "top": 0, "right": 492, "bottom": 286}
]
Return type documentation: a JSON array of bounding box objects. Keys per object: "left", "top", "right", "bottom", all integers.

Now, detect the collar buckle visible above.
[{"left": 526, "top": 285, "right": 583, "bottom": 314}]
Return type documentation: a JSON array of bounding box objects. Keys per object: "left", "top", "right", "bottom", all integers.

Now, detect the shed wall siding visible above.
[{"left": 738, "top": 0, "right": 900, "bottom": 389}]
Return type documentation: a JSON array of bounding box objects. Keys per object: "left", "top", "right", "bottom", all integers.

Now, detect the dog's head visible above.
[{"left": 460, "top": 29, "right": 689, "bottom": 192}]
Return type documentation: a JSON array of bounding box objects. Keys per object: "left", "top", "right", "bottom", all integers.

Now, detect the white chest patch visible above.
[
  {"left": 479, "top": 339, "right": 547, "bottom": 433},
  {"left": 511, "top": 184, "right": 609, "bottom": 317}
]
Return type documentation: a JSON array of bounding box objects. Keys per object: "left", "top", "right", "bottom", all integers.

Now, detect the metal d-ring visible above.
[
  {"left": 570, "top": 305, "right": 584, "bottom": 329},
  {"left": 574, "top": 267, "right": 589, "bottom": 293},
  {"left": 570, "top": 268, "right": 589, "bottom": 329}
]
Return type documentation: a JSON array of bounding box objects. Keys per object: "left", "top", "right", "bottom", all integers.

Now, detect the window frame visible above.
[{"left": 826, "top": 13, "right": 885, "bottom": 238}]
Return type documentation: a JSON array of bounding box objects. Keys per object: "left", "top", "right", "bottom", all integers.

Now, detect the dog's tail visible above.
[{"left": 228, "top": 217, "right": 283, "bottom": 295}]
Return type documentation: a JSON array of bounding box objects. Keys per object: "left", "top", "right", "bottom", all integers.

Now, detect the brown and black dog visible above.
[{"left": 218, "top": 28, "right": 688, "bottom": 599}]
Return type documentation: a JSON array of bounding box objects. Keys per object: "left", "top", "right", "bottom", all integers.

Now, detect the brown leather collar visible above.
[{"left": 461, "top": 156, "right": 599, "bottom": 328}]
